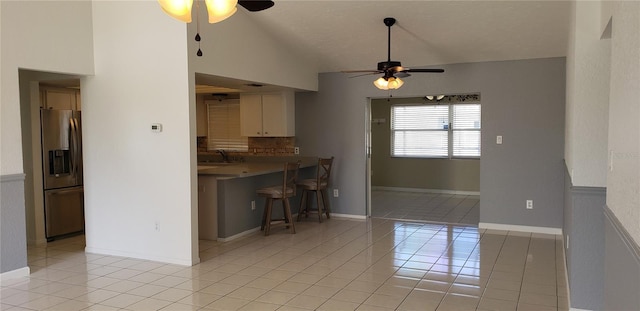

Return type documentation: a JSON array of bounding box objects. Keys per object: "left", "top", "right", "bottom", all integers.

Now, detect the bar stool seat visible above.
[
  {"left": 297, "top": 157, "right": 334, "bottom": 223},
  {"left": 257, "top": 161, "right": 300, "bottom": 236},
  {"left": 256, "top": 186, "right": 294, "bottom": 197}
]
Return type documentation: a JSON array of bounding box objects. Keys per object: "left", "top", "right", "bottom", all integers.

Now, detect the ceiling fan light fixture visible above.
[
  {"left": 205, "top": 0, "right": 238, "bottom": 23},
  {"left": 426, "top": 94, "right": 445, "bottom": 101},
  {"left": 374, "top": 76, "right": 403, "bottom": 90},
  {"left": 387, "top": 77, "right": 404, "bottom": 89},
  {"left": 374, "top": 77, "right": 389, "bottom": 90},
  {"left": 158, "top": 0, "right": 193, "bottom": 22}
]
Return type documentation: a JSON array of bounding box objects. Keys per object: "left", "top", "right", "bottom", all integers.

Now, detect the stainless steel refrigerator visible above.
[{"left": 41, "top": 109, "right": 84, "bottom": 241}]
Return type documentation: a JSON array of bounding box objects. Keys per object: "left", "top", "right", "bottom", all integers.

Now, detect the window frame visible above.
[{"left": 390, "top": 100, "right": 481, "bottom": 159}]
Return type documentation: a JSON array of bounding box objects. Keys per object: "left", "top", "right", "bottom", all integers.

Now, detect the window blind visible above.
[
  {"left": 391, "top": 103, "right": 481, "bottom": 158},
  {"left": 392, "top": 105, "right": 449, "bottom": 157},
  {"left": 452, "top": 104, "right": 481, "bottom": 157},
  {"left": 206, "top": 99, "right": 248, "bottom": 151}
]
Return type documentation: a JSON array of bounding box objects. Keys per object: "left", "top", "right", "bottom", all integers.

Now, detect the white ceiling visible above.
[
  {"left": 247, "top": 0, "right": 572, "bottom": 73},
  {"left": 196, "top": 0, "right": 572, "bottom": 92}
]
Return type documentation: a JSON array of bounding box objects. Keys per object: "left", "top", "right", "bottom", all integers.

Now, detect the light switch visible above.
[
  {"left": 151, "top": 123, "right": 162, "bottom": 133},
  {"left": 496, "top": 135, "right": 503, "bottom": 144}
]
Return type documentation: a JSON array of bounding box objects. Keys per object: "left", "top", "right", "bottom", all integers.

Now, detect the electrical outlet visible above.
[
  {"left": 155, "top": 222, "right": 159, "bottom": 231},
  {"left": 333, "top": 189, "right": 339, "bottom": 197},
  {"left": 496, "top": 135, "right": 503, "bottom": 144},
  {"left": 294, "top": 147, "right": 300, "bottom": 155},
  {"left": 526, "top": 200, "right": 533, "bottom": 210},
  {"left": 251, "top": 200, "right": 256, "bottom": 211}
]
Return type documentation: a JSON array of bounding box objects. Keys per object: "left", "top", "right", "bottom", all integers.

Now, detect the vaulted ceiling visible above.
[
  {"left": 196, "top": 0, "right": 571, "bottom": 92},
  {"left": 248, "top": 0, "right": 572, "bottom": 73}
]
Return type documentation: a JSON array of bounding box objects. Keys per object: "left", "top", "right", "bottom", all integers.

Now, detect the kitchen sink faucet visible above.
[{"left": 217, "top": 149, "right": 230, "bottom": 163}]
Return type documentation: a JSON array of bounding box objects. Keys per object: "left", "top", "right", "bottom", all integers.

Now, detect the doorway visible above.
[
  {"left": 366, "top": 95, "right": 481, "bottom": 225},
  {"left": 19, "top": 70, "right": 85, "bottom": 245}
]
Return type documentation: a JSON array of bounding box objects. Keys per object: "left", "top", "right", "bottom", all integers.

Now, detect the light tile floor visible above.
[
  {"left": 371, "top": 190, "right": 480, "bottom": 225},
  {"left": 2, "top": 219, "right": 568, "bottom": 310}
]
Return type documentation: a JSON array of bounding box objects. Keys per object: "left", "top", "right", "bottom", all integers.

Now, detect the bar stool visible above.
[
  {"left": 297, "top": 157, "right": 334, "bottom": 222},
  {"left": 257, "top": 161, "right": 300, "bottom": 236}
]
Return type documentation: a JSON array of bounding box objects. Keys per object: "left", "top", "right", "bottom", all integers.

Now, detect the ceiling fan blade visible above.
[
  {"left": 347, "top": 72, "right": 381, "bottom": 78},
  {"left": 238, "top": 0, "right": 274, "bottom": 12},
  {"left": 341, "top": 70, "right": 381, "bottom": 74},
  {"left": 395, "top": 72, "right": 411, "bottom": 78},
  {"left": 404, "top": 68, "right": 445, "bottom": 73},
  {"left": 388, "top": 65, "right": 405, "bottom": 73}
]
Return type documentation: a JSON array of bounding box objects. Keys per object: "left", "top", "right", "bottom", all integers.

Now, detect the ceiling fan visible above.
[
  {"left": 344, "top": 17, "right": 444, "bottom": 90},
  {"left": 158, "top": 0, "right": 275, "bottom": 56},
  {"left": 238, "top": 0, "right": 274, "bottom": 12}
]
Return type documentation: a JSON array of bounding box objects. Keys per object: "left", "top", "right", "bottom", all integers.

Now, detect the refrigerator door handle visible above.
[
  {"left": 73, "top": 117, "right": 80, "bottom": 176},
  {"left": 69, "top": 117, "right": 76, "bottom": 176},
  {"left": 69, "top": 118, "right": 76, "bottom": 175}
]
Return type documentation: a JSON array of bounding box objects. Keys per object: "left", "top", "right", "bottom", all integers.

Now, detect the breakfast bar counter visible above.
[
  {"left": 197, "top": 157, "right": 317, "bottom": 178},
  {"left": 197, "top": 156, "right": 318, "bottom": 241}
]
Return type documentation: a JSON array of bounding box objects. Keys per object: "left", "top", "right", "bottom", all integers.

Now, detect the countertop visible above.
[{"left": 197, "top": 157, "right": 317, "bottom": 178}]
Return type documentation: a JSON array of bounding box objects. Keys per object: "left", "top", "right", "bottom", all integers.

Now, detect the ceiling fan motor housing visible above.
[{"left": 378, "top": 61, "right": 402, "bottom": 71}]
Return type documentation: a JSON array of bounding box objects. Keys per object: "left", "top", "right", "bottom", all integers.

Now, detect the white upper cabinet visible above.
[
  {"left": 42, "top": 87, "right": 80, "bottom": 111},
  {"left": 240, "top": 91, "right": 295, "bottom": 137}
]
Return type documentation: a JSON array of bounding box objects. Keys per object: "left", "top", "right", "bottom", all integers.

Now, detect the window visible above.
[
  {"left": 206, "top": 99, "right": 248, "bottom": 151},
  {"left": 391, "top": 102, "right": 481, "bottom": 158}
]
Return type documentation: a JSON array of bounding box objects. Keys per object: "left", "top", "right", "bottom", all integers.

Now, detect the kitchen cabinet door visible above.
[
  {"left": 240, "top": 94, "right": 263, "bottom": 136},
  {"left": 240, "top": 91, "right": 295, "bottom": 137},
  {"left": 45, "top": 90, "right": 76, "bottom": 110},
  {"left": 42, "top": 88, "right": 80, "bottom": 110},
  {"left": 262, "top": 94, "right": 287, "bottom": 136}
]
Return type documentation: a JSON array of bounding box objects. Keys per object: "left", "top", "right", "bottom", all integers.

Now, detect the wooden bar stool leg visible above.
[
  {"left": 305, "top": 191, "right": 312, "bottom": 218},
  {"left": 284, "top": 198, "right": 296, "bottom": 234},
  {"left": 282, "top": 200, "right": 290, "bottom": 225},
  {"left": 321, "top": 189, "right": 331, "bottom": 219},
  {"left": 261, "top": 199, "right": 268, "bottom": 231},
  {"left": 297, "top": 190, "right": 307, "bottom": 221},
  {"left": 315, "top": 190, "right": 323, "bottom": 223},
  {"left": 264, "top": 199, "right": 274, "bottom": 236}
]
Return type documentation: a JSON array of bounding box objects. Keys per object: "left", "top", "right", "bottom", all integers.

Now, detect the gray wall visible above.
[
  {"left": 563, "top": 164, "right": 605, "bottom": 310},
  {"left": 370, "top": 97, "right": 479, "bottom": 192},
  {"left": 216, "top": 167, "right": 313, "bottom": 238},
  {"left": 296, "top": 57, "right": 565, "bottom": 228},
  {"left": 1, "top": 174, "right": 27, "bottom": 274},
  {"left": 603, "top": 206, "right": 640, "bottom": 311},
  {"left": 478, "top": 59, "right": 565, "bottom": 227}
]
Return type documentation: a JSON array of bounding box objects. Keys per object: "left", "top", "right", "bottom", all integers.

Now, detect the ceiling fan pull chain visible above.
[{"left": 195, "top": 0, "right": 203, "bottom": 57}]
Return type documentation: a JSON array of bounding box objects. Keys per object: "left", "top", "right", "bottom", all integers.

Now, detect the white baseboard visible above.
[
  {"left": 85, "top": 247, "right": 194, "bottom": 266},
  {"left": 331, "top": 213, "right": 367, "bottom": 220},
  {"left": 0, "top": 267, "right": 30, "bottom": 281},
  {"left": 372, "top": 186, "right": 480, "bottom": 196},
  {"left": 217, "top": 226, "right": 261, "bottom": 242},
  {"left": 479, "top": 222, "right": 562, "bottom": 235},
  {"left": 570, "top": 308, "right": 592, "bottom": 311}
]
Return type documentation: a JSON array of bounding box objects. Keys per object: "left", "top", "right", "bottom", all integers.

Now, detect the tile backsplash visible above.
[
  {"left": 248, "top": 137, "right": 295, "bottom": 155},
  {"left": 197, "top": 136, "right": 295, "bottom": 156}
]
